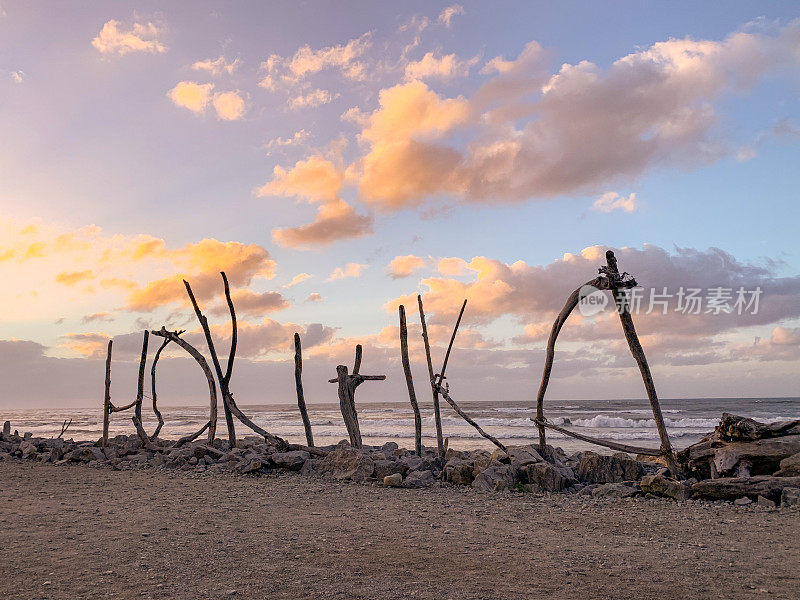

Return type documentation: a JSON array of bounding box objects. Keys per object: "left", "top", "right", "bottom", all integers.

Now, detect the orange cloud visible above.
[
  {"left": 328, "top": 262, "right": 367, "bottom": 281},
  {"left": 209, "top": 290, "right": 289, "bottom": 317},
  {"left": 92, "top": 19, "right": 166, "bottom": 55},
  {"left": 387, "top": 255, "right": 427, "bottom": 279},
  {"left": 60, "top": 332, "right": 108, "bottom": 357},
  {"left": 56, "top": 270, "right": 95, "bottom": 286}
]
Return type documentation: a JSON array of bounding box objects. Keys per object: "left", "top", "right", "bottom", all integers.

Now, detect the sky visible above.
[{"left": 1, "top": 1, "right": 799, "bottom": 409}]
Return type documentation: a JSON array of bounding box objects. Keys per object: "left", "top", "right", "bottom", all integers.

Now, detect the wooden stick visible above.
[
  {"left": 173, "top": 421, "right": 211, "bottom": 447},
  {"left": 184, "top": 277, "right": 236, "bottom": 445},
  {"left": 149, "top": 337, "right": 170, "bottom": 440},
  {"left": 222, "top": 272, "right": 237, "bottom": 386},
  {"left": 533, "top": 417, "right": 661, "bottom": 456},
  {"left": 604, "top": 250, "right": 679, "bottom": 472},
  {"left": 352, "top": 344, "right": 362, "bottom": 375},
  {"left": 151, "top": 328, "right": 218, "bottom": 444},
  {"left": 57, "top": 418, "right": 72, "bottom": 439},
  {"left": 399, "top": 305, "right": 422, "bottom": 456},
  {"left": 134, "top": 331, "right": 149, "bottom": 425},
  {"left": 437, "top": 299, "right": 467, "bottom": 387},
  {"left": 418, "top": 295, "right": 444, "bottom": 456},
  {"left": 438, "top": 385, "right": 506, "bottom": 452},
  {"left": 109, "top": 400, "right": 138, "bottom": 413},
  {"left": 294, "top": 333, "right": 314, "bottom": 447},
  {"left": 102, "top": 340, "right": 112, "bottom": 447}
]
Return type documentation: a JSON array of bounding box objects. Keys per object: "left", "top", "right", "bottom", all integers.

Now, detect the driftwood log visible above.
[
  {"left": 294, "top": 332, "right": 314, "bottom": 447},
  {"left": 134, "top": 330, "right": 149, "bottom": 425},
  {"left": 677, "top": 413, "right": 800, "bottom": 479},
  {"left": 417, "top": 295, "right": 444, "bottom": 456},
  {"left": 691, "top": 475, "right": 800, "bottom": 501},
  {"left": 56, "top": 418, "right": 72, "bottom": 439},
  {"left": 149, "top": 336, "right": 171, "bottom": 440},
  {"left": 101, "top": 333, "right": 150, "bottom": 447},
  {"left": 328, "top": 345, "right": 385, "bottom": 448},
  {"left": 102, "top": 340, "right": 112, "bottom": 447},
  {"left": 399, "top": 305, "right": 422, "bottom": 456}
]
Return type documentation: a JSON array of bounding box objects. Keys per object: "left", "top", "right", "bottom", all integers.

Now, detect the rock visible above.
[
  {"left": 19, "top": 440, "right": 38, "bottom": 459},
  {"left": 381, "top": 441, "right": 399, "bottom": 454},
  {"left": 734, "top": 497, "right": 752, "bottom": 506},
  {"left": 716, "top": 413, "right": 800, "bottom": 441},
  {"left": 470, "top": 450, "right": 492, "bottom": 477},
  {"left": 188, "top": 456, "right": 198, "bottom": 465},
  {"left": 404, "top": 470, "right": 437, "bottom": 488},
  {"left": 2, "top": 421, "right": 10, "bottom": 435},
  {"left": 444, "top": 457, "right": 475, "bottom": 486},
  {"left": 592, "top": 483, "right": 638, "bottom": 498},
  {"left": 373, "top": 459, "right": 403, "bottom": 480},
  {"left": 70, "top": 446, "right": 106, "bottom": 463},
  {"left": 757, "top": 495, "right": 776, "bottom": 508},
  {"left": 640, "top": 475, "right": 690, "bottom": 501},
  {"left": 521, "top": 462, "right": 572, "bottom": 492},
  {"left": 399, "top": 455, "right": 423, "bottom": 472},
  {"left": 691, "top": 475, "right": 800, "bottom": 501},
  {"left": 780, "top": 487, "right": 800, "bottom": 507},
  {"left": 472, "top": 461, "right": 514, "bottom": 492},
  {"left": 507, "top": 445, "right": 543, "bottom": 467},
  {"left": 383, "top": 473, "right": 403, "bottom": 487},
  {"left": 775, "top": 452, "right": 800, "bottom": 476},
  {"left": 320, "top": 447, "right": 375, "bottom": 482},
  {"left": 270, "top": 450, "right": 310, "bottom": 470},
  {"left": 237, "top": 457, "right": 265, "bottom": 474},
  {"left": 444, "top": 448, "right": 464, "bottom": 461},
  {"left": 577, "top": 451, "right": 642, "bottom": 483}
]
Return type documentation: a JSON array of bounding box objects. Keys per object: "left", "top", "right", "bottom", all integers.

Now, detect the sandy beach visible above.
[{"left": 1, "top": 460, "right": 798, "bottom": 600}]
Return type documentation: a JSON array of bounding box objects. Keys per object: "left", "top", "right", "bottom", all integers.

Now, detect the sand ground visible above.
[{"left": 0, "top": 460, "right": 798, "bottom": 600}]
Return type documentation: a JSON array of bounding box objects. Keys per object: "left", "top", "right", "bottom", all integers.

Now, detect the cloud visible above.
[
  {"left": 56, "top": 270, "right": 95, "bottom": 286},
  {"left": 284, "top": 273, "right": 313, "bottom": 288},
  {"left": 258, "top": 156, "right": 373, "bottom": 248},
  {"left": 281, "top": 21, "right": 800, "bottom": 213},
  {"left": 209, "top": 290, "right": 289, "bottom": 317},
  {"left": 10, "top": 70, "right": 23, "bottom": 83},
  {"left": 264, "top": 130, "right": 310, "bottom": 154},
  {"left": 305, "top": 293, "right": 323, "bottom": 303},
  {"left": 437, "top": 257, "right": 470, "bottom": 276},
  {"left": 192, "top": 55, "right": 240, "bottom": 75},
  {"left": 328, "top": 262, "right": 367, "bottom": 281},
  {"left": 387, "top": 254, "right": 427, "bottom": 279},
  {"left": 591, "top": 192, "right": 638, "bottom": 213},
  {"left": 439, "top": 4, "right": 464, "bottom": 27},
  {"left": 212, "top": 91, "right": 246, "bottom": 120},
  {"left": 404, "top": 52, "right": 478, "bottom": 81},
  {"left": 92, "top": 19, "right": 166, "bottom": 55},
  {"left": 167, "top": 81, "right": 213, "bottom": 114},
  {"left": 59, "top": 332, "right": 108, "bottom": 357},
  {"left": 81, "top": 312, "right": 114, "bottom": 324},
  {"left": 260, "top": 32, "right": 372, "bottom": 90},
  {"left": 288, "top": 89, "right": 338, "bottom": 110}
]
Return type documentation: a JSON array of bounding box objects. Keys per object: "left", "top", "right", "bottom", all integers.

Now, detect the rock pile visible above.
[{"left": 2, "top": 412, "right": 800, "bottom": 508}]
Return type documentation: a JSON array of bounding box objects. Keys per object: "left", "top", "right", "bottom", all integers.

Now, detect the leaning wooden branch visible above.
[
  {"left": 102, "top": 339, "right": 112, "bottom": 447},
  {"left": 399, "top": 305, "right": 422, "bottom": 456},
  {"left": 438, "top": 383, "right": 507, "bottom": 452},
  {"left": 418, "top": 295, "right": 444, "bottom": 456},
  {"left": 56, "top": 418, "right": 72, "bottom": 439},
  {"left": 534, "top": 417, "right": 661, "bottom": 456},
  {"left": 134, "top": 330, "right": 149, "bottom": 427}
]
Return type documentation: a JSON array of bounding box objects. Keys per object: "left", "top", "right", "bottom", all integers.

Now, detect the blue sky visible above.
[{"left": 1, "top": 1, "right": 799, "bottom": 406}]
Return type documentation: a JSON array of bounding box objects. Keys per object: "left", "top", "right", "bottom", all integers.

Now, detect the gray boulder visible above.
[
  {"left": 592, "top": 483, "right": 639, "bottom": 498},
  {"left": 641, "top": 475, "right": 690, "bottom": 501},
  {"left": 383, "top": 473, "right": 403, "bottom": 487},
  {"left": 781, "top": 486, "right": 800, "bottom": 506},
  {"left": 775, "top": 452, "right": 800, "bottom": 476},
  {"left": 520, "top": 462, "right": 572, "bottom": 492},
  {"left": 19, "top": 440, "right": 38, "bottom": 459},
  {"left": 578, "top": 451, "right": 642, "bottom": 483},
  {"left": 472, "top": 461, "right": 514, "bottom": 492},
  {"left": 404, "top": 470, "right": 437, "bottom": 488},
  {"left": 444, "top": 457, "right": 475, "bottom": 485},
  {"left": 318, "top": 446, "right": 375, "bottom": 482},
  {"left": 270, "top": 450, "right": 310, "bottom": 470},
  {"left": 373, "top": 459, "right": 403, "bottom": 480}
]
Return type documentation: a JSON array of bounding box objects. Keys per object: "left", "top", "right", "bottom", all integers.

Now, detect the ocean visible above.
[{"left": 4, "top": 397, "right": 799, "bottom": 454}]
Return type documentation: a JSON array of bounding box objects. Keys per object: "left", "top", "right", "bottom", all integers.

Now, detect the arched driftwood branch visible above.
[
  {"left": 151, "top": 327, "right": 218, "bottom": 444},
  {"left": 149, "top": 336, "right": 171, "bottom": 440},
  {"left": 533, "top": 250, "right": 679, "bottom": 472}
]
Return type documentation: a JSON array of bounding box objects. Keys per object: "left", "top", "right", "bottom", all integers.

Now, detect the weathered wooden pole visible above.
[
  {"left": 604, "top": 250, "right": 678, "bottom": 472},
  {"left": 329, "top": 346, "right": 386, "bottom": 449},
  {"left": 399, "top": 305, "right": 422, "bottom": 456},
  {"left": 102, "top": 339, "right": 112, "bottom": 447},
  {"left": 149, "top": 337, "right": 170, "bottom": 440},
  {"left": 134, "top": 330, "right": 149, "bottom": 425},
  {"left": 417, "top": 295, "right": 444, "bottom": 456},
  {"left": 294, "top": 333, "right": 314, "bottom": 447}
]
